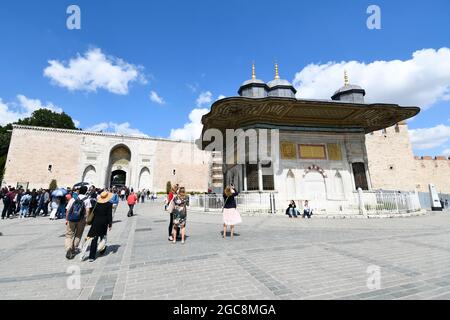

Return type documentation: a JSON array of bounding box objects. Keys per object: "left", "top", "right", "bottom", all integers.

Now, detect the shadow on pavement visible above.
[
  {"left": 220, "top": 231, "right": 241, "bottom": 237},
  {"left": 102, "top": 244, "right": 121, "bottom": 257}
]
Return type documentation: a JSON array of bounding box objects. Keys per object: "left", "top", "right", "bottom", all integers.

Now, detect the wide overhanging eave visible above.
[{"left": 201, "top": 97, "right": 420, "bottom": 136}]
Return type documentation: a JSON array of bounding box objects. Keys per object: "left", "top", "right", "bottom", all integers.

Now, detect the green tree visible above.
[
  {"left": 0, "top": 124, "right": 13, "bottom": 183},
  {"left": 49, "top": 179, "right": 58, "bottom": 190},
  {"left": 166, "top": 181, "right": 172, "bottom": 195},
  {"left": 16, "top": 109, "right": 77, "bottom": 130}
]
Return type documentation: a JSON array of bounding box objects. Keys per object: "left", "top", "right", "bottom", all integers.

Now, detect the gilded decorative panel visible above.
[
  {"left": 280, "top": 142, "right": 297, "bottom": 160},
  {"left": 327, "top": 143, "right": 342, "bottom": 161},
  {"left": 299, "top": 144, "right": 326, "bottom": 160}
]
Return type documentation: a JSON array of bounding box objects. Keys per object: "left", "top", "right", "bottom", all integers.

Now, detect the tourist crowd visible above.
[
  {"left": 1, "top": 187, "right": 52, "bottom": 220},
  {"left": 0, "top": 185, "right": 155, "bottom": 221},
  {"left": 1, "top": 182, "right": 244, "bottom": 262}
]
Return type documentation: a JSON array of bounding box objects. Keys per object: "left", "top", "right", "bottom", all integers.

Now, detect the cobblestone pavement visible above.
[{"left": 1, "top": 201, "right": 450, "bottom": 300}]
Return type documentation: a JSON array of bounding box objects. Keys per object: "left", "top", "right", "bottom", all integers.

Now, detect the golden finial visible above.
[
  {"left": 344, "top": 70, "right": 349, "bottom": 86},
  {"left": 275, "top": 62, "right": 280, "bottom": 79},
  {"left": 252, "top": 62, "right": 256, "bottom": 80}
]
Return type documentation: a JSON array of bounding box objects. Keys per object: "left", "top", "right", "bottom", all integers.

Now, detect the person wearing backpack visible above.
[
  {"left": 20, "top": 191, "right": 31, "bottom": 219},
  {"left": 28, "top": 189, "right": 38, "bottom": 218},
  {"left": 56, "top": 195, "right": 67, "bottom": 220},
  {"left": 64, "top": 186, "right": 92, "bottom": 260},
  {"left": 36, "top": 189, "right": 50, "bottom": 217}
]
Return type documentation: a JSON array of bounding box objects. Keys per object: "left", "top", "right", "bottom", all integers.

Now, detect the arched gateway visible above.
[{"left": 107, "top": 144, "right": 132, "bottom": 188}]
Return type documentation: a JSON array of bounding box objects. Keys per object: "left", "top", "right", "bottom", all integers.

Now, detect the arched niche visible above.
[
  {"left": 138, "top": 167, "right": 151, "bottom": 190},
  {"left": 82, "top": 165, "right": 97, "bottom": 185},
  {"left": 286, "top": 170, "right": 296, "bottom": 201}
]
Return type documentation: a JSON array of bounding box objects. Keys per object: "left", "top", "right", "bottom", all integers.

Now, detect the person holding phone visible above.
[
  {"left": 168, "top": 187, "right": 188, "bottom": 244},
  {"left": 222, "top": 185, "right": 242, "bottom": 239}
]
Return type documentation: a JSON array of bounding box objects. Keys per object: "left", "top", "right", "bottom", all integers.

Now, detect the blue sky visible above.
[{"left": 0, "top": 0, "right": 449, "bottom": 156}]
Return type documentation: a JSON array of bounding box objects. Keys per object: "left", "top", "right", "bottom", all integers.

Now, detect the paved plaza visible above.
[{"left": 1, "top": 201, "right": 450, "bottom": 300}]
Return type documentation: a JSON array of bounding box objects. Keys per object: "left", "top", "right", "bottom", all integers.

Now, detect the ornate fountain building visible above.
[{"left": 201, "top": 65, "right": 420, "bottom": 213}]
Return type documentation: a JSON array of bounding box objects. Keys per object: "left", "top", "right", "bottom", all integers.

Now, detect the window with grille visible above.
[
  {"left": 246, "top": 164, "right": 259, "bottom": 191},
  {"left": 263, "top": 175, "right": 275, "bottom": 190}
]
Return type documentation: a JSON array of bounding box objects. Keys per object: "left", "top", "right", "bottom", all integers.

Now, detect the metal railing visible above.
[
  {"left": 418, "top": 191, "right": 450, "bottom": 210},
  {"left": 188, "top": 189, "right": 423, "bottom": 216},
  {"left": 353, "top": 190, "right": 422, "bottom": 215},
  {"left": 189, "top": 193, "right": 276, "bottom": 214}
]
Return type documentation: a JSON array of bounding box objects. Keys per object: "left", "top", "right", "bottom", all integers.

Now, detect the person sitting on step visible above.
[
  {"left": 303, "top": 200, "right": 313, "bottom": 219},
  {"left": 285, "top": 200, "right": 299, "bottom": 218}
]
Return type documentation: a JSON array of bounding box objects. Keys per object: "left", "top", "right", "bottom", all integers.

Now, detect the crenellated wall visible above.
[
  {"left": 412, "top": 156, "right": 450, "bottom": 193},
  {"left": 366, "top": 123, "right": 450, "bottom": 193}
]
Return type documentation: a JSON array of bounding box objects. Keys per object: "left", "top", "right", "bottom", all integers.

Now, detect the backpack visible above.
[
  {"left": 22, "top": 196, "right": 30, "bottom": 206},
  {"left": 67, "top": 197, "right": 86, "bottom": 222},
  {"left": 111, "top": 193, "right": 119, "bottom": 205}
]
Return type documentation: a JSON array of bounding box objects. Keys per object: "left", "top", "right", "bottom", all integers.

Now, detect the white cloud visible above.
[
  {"left": 196, "top": 91, "right": 212, "bottom": 107},
  {"left": 169, "top": 108, "right": 209, "bottom": 141},
  {"left": 85, "top": 122, "right": 147, "bottom": 137},
  {"left": 0, "top": 99, "right": 21, "bottom": 126},
  {"left": 0, "top": 95, "right": 63, "bottom": 126},
  {"left": 16, "top": 95, "right": 63, "bottom": 114},
  {"left": 86, "top": 122, "right": 109, "bottom": 132},
  {"left": 169, "top": 91, "right": 226, "bottom": 141},
  {"left": 73, "top": 119, "right": 81, "bottom": 127},
  {"left": 293, "top": 48, "right": 450, "bottom": 109},
  {"left": 409, "top": 124, "right": 450, "bottom": 149},
  {"left": 443, "top": 149, "right": 450, "bottom": 156},
  {"left": 149, "top": 91, "right": 165, "bottom": 105},
  {"left": 186, "top": 83, "right": 199, "bottom": 93},
  {"left": 110, "top": 122, "right": 147, "bottom": 136},
  {"left": 44, "top": 48, "right": 146, "bottom": 95}
]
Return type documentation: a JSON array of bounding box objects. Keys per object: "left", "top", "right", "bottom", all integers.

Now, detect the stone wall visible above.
[
  {"left": 152, "top": 140, "right": 211, "bottom": 193},
  {"left": 366, "top": 123, "right": 450, "bottom": 193},
  {"left": 365, "top": 123, "right": 417, "bottom": 191},
  {"left": 3, "top": 126, "right": 83, "bottom": 189},
  {"left": 412, "top": 157, "right": 450, "bottom": 194},
  {"left": 3, "top": 126, "right": 211, "bottom": 192}
]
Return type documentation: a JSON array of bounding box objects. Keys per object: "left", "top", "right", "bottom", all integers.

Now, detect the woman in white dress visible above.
[
  {"left": 49, "top": 197, "right": 59, "bottom": 220},
  {"left": 222, "top": 185, "right": 242, "bottom": 239}
]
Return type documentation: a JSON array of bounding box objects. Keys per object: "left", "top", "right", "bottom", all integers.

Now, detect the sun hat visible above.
[{"left": 97, "top": 191, "right": 113, "bottom": 204}]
